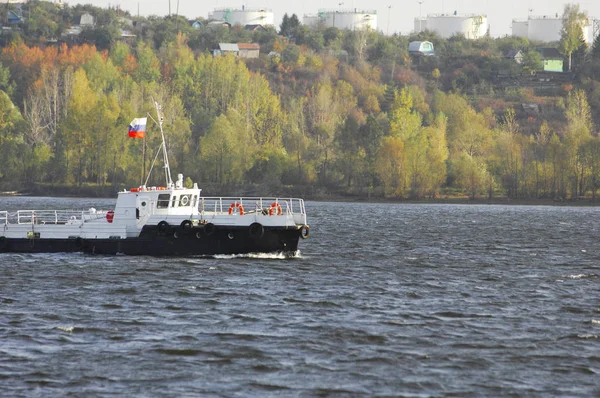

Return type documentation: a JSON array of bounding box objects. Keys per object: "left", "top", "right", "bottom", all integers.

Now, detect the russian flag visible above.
[{"left": 128, "top": 117, "right": 147, "bottom": 138}]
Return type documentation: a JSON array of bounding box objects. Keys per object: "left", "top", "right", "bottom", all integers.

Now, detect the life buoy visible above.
[
  {"left": 269, "top": 202, "right": 282, "bottom": 216},
  {"left": 130, "top": 187, "right": 141, "bottom": 192},
  {"left": 228, "top": 202, "right": 245, "bottom": 215},
  {"left": 106, "top": 210, "right": 114, "bottom": 223},
  {"left": 249, "top": 222, "right": 264, "bottom": 239},
  {"left": 157, "top": 221, "right": 169, "bottom": 235},
  {"left": 300, "top": 225, "right": 310, "bottom": 239},
  {"left": 180, "top": 219, "right": 193, "bottom": 230}
]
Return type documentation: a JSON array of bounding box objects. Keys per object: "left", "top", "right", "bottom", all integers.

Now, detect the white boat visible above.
[{"left": 0, "top": 103, "right": 309, "bottom": 256}]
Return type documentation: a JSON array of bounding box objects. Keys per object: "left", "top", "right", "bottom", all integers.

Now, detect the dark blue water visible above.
[{"left": 1, "top": 198, "right": 600, "bottom": 396}]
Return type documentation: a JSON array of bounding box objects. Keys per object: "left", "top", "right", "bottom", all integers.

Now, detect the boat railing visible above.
[
  {"left": 0, "top": 209, "right": 107, "bottom": 225},
  {"left": 199, "top": 197, "right": 307, "bottom": 223}
]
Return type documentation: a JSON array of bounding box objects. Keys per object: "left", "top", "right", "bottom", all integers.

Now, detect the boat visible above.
[{"left": 0, "top": 103, "right": 309, "bottom": 256}]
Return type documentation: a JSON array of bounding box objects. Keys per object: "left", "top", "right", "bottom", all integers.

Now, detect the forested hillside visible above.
[{"left": 1, "top": 2, "right": 600, "bottom": 201}]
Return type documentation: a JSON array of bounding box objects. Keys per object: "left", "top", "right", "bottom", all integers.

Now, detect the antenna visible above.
[
  {"left": 418, "top": 0, "right": 424, "bottom": 32},
  {"left": 154, "top": 101, "right": 173, "bottom": 188}
]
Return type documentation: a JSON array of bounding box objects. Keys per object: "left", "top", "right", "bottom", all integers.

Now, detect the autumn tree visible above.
[{"left": 560, "top": 4, "right": 588, "bottom": 72}]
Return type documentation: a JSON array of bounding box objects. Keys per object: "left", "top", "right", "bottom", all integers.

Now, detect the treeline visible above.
[{"left": 1, "top": 2, "right": 600, "bottom": 200}]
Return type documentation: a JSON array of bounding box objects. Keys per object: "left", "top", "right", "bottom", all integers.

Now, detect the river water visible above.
[{"left": 1, "top": 198, "right": 599, "bottom": 396}]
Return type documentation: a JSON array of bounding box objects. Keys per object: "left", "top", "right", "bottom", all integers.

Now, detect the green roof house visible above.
[{"left": 538, "top": 48, "right": 563, "bottom": 72}]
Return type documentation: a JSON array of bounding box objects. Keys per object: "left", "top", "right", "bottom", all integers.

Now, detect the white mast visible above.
[{"left": 154, "top": 101, "right": 173, "bottom": 188}]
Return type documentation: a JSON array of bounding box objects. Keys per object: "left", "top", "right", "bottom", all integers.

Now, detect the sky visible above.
[{"left": 76, "top": 0, "right": 600, "bottom": 37}]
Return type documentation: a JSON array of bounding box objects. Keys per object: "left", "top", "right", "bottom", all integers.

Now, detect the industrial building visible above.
[
  {"left": 414, "top": 13, "right": 489, "bottom": 39},
  {"left": 208, "top": 7, "right": 274, "bottom": 27},
  {"left": 511, "top": 15, "right": 598, "bottom": 44},
  {"left": 303, "top": 9, "right": 377, "bottom": 30}
]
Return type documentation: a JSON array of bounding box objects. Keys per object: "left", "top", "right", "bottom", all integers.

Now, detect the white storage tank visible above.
[
  {"left": 519, "top": 15, "right": 594, "bottom": 44},
  {"left": 511, "top": 20, "right": 528, "bottom": 38},
  {"left": 305, "top": 9, "right": 377, "bottom": 30},
  {"left": 422, "top": 14, "right": 488, "bottom": 39},
  {"left": 414, "top": 18, "right": 428, "bottom": 33},
  {"left": 208, "top": 8, "right": 275, "bottom": 27},
  {"left": 303, "top": 15, "right": 320, "bottom": 28},
  {"left": 527, "top": 16, "right": 564, "bottom": 43}
]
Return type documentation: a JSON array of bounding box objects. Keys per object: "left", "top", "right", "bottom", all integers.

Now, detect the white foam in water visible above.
[
  {"left": 213, "top": 251, "right": 301, "bottom": 260},
  {"left": 592, "top": 320, "right": 600, "bottom": 325},
  {"left": 566, "top": 274, "right": 595, "bottom": 279},
  {"left": 56, "top": 326, "right": 74, "bottom": 333}
]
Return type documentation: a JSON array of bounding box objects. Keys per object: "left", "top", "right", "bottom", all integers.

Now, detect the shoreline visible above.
[{"left": 2, "top": 190, "right": 599, "bottom": 207}]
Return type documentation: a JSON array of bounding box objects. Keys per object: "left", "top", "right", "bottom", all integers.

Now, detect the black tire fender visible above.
[
  {"left": 204, "top": 223, "right": 216, "bottom": 236},
  {"left": 300, "top": 225, "right": 310, "bottom": 239},
  {"left": 157, "top": 221, "right": 169, "bottom": 236},
  {"left": 180, "top": 219, "right": 193, "bottom": 230},
  {"left": 249, "top": 222, "right": 264, "bottom": 239}
]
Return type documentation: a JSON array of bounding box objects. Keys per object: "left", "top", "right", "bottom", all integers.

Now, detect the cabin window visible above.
[
  {"left": 157, "top": 194, "right": 170, "bottom": 209},
  {"left": 192, "top": 195, "right": 198, "bottom": 208},
  {"left": 179, "top": 194, "right": 191, "bottom": 207},
  {"left": 171, "top": 196, "right": 178, "bottom": 207}
]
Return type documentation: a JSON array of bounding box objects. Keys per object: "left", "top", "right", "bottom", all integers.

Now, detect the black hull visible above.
[{"left": 0, "top": 225, "right": 303, "bottom": 256}]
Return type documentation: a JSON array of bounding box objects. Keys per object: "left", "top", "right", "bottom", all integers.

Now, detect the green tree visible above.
[
  {"left": 560, "top": 3, "right": 588, "bottom": 72},
  {"left": 0, "top": 90, "right": 25, "bottom": 182}
]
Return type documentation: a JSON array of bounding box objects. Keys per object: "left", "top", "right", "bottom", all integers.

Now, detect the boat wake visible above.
[{"left": 212, "top": 251, "right": 302, "bottom": 260}]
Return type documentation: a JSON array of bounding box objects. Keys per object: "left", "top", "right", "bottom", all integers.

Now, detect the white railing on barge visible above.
[
  {"left": 199, "top": 197, "right": 307, "bottom": 224},
  {"left": 0, "top": 209, "right": 106, "bottom": 225}
]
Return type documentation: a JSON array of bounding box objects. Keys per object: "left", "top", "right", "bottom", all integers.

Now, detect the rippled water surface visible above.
[{"left": 1, "top": 197, "right": 600, "bottom": 396}]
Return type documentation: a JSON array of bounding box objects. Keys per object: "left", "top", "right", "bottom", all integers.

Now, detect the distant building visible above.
[
  {"left": 78, "top": 13, "right": 95, "bottom": 27},
  {"left": 237, "top": 43, "right": 260, "bottom": 58},
  {"left": 119, "top": 29, "right": 136, "bottom": 43},
  {"left": 408, "top": 41, "right": 435, "bottom": 56},
  {"left": 512, "top": 15, "right": 596, "bottom": 44},
  {"left": 303, "top": 9, "right": 377, "bottom": 30},
  {"left": 207, "top": 20, "right": 231, "bottom": 29},
  {"left": 209, "top": 8, "right": 274, "bottom": 26},
  {"left": 244, "top": 24, "right": 266, "bottom": 32},
  {"left": 214, "top": 43, "right": 239, "bottom": 57},
  {"left": 414, "top": 13, "right": 488, "bottom": 39},
  {"left": 214, "top": 43, "right": 260, "bottom": 58},
  {"left": 191, "top": 21, "right": 203, "bottom": 29},
  {"left": 538, "top": 48, "right": 564, "bottom": 72},
  {"left": 7, "top": 9, "right": 23, "bottom": 24},
  {"left": 505, "top": 50, "right": 524, "bottom": 64}
]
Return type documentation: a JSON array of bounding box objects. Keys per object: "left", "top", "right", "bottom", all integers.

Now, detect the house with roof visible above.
[
  {"left": 505, "top": 50, "right": 524, "bottom": 64},
  {"left": 244, "top": 24, "right": 266, "bottom": 32},
  {"left": 408, "top": 41, "right": 435, "bottom": 56},
  {"left": 208, "top": 20, "right": 231, "bottom": 29},
  {"left": 213, "top": 43, "right": 261, "bottom": 58},
  {"left": 7, "top": 7, "right": 23, "bottom": 24},
  {"left": 78, "top": 13, "right": 95, "bottom": 27},
  {"left": 237, "top": 43, "right": 260, "bottom": 58},
  {"left": 213, "top": 43, "right": 239, "bottom": 57},
  {"left": 538, "top": 48, "right": 564, "bottom": 72}
]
